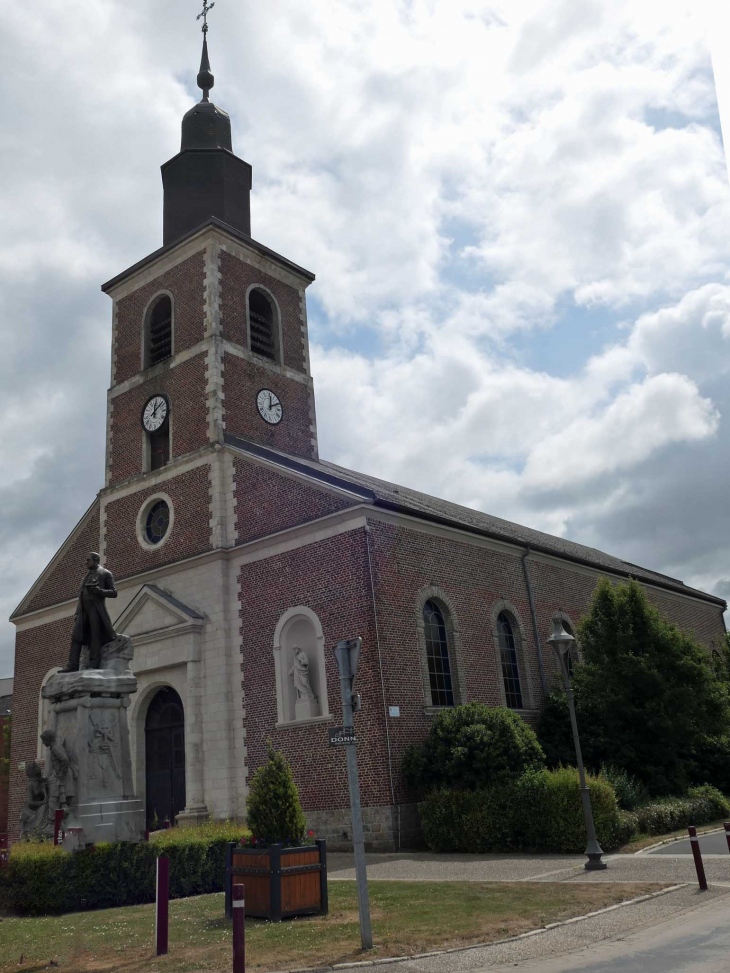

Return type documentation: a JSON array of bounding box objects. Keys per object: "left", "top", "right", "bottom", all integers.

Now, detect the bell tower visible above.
[{"left": 101, "top": 23, "right": 319, "bottom": 497}]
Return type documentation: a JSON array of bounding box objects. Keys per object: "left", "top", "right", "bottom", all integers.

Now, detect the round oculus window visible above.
[{"left": 145, "top": 499, "right": 170, "bottom": 545}]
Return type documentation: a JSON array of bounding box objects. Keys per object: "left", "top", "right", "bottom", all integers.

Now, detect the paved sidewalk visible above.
[{"left": 328, "top": 850, "right": 730, "bottom": 885}]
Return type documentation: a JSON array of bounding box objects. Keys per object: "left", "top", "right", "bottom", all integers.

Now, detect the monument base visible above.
[{"left": 62, "top": 798, "right": 146, "bottom": 849}]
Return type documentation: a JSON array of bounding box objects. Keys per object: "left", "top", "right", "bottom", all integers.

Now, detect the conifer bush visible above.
[{"left": 245, "top": 743, "right": 307, "bottom": 845}]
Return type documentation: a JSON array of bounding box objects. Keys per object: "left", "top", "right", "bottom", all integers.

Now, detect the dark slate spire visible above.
[
  {"left": 161, "top": 4, "right": 252, "bottom": 246},
  {"left": 197, "top": 35, "right": 215, "bottom": 102}
]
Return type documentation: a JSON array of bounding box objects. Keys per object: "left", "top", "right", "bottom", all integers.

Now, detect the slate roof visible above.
[{"left": 226, "top": 435, "right": 726, "bottom": 608}]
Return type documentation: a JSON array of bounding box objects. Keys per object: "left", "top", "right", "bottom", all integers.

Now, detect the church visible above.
[{"left": 7, "top": 30, "right": 727, "bottom": 850}]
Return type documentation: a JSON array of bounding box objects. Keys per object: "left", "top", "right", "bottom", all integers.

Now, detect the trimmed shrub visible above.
[
  {"left": 403, "top": 703, "right": 545, "bottom": 795},
  {"left": 616, "top": 810, "right": 640, "bottom": 847},
  {"left": 599, "top": 765, "right": 648, "bottom": 811},
  {"left": 0, "top": 821, "right": 247, "bottom": 916},
  {"left": 633, "top": 790, "right": 730, "bottom": 837},
  {"left": 420, "top": 767, "right": 622, "bottom": 854},
  {"left": 246, "top": 743, "right": 307, "bottom": 845},
  {"left": 687, "top": 784, "right": 730, "bottom": 819}
]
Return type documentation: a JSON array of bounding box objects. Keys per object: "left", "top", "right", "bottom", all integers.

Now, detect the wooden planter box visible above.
[{"left": 225, "top": 839, "right": 328, "bottom": 921}]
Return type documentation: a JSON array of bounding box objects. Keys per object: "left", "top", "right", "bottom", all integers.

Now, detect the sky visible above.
[{"left": 1, "top": 0, "right": 730, "bottom": 677}]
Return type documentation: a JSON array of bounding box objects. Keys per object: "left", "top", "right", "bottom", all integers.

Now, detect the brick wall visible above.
[
  {"left": 224, "top": 354, "right": 314, "bottom": 458},
  {"left": 364, "top": 518, "right": 727, "bottom": 805},
  {"left": 25, "top": 503, "right": 100, "bottom": 614},
  {"left": 239, "top": 528, "right": 393, "bottom": 812},
  {"left": 114, "top": 252, "right": 206, "bottom": 385},
  {"left": 233, "top": 458, "right": 355, "bottom": 545},
  {"left": 8, "top": 619, "right": 71, "bottom": 841},
  {"left": 104, "top": 464, "right": 213, "bottom": 580},
  {"left": 0, "top": 713, "right": 9, "bottom": 833},
  {"left": 109, "top": 356, "right": 208, "bottom": 485},
  {"left": 220, "top": 250, "right": 306, "bottom": 372}
]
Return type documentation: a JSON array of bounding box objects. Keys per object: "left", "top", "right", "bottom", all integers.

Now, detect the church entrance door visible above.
[{"left": 145, "top": 687, "right": 186, "bottom": 829}]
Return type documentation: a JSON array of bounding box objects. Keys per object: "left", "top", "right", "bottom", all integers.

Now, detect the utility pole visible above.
[{"left": 332, "top": 637, "right": 373, "bottom": 950}]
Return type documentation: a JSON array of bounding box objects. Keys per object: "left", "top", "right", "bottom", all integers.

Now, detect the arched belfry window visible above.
[
  {"left": 146, "top": 295, "right": 173, "bottom": 367},
  {"left": 248, "top": 288, "right": 276, "bottom": 361},
  {"left": 423, "top": 600, "right": 455, "bottom": 707},
  {"left": 497, "top": 612, "right": 524, "bottom": 709}
]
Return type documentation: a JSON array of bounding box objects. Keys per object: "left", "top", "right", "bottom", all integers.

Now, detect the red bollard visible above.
[
  {"left": 232, "top": 884, "right": 245, "bottom": 973},
  {"left": 688, "top": 826, "right": 708, "bottom": 891},
  {"left": 723, "top": 822, "right": 730, "bottom": 855},
  {"left": 53, "top": 809, "right": 65, "bottom": 847},
  {"left": 156, "top": 856, "right": 170, "bottom": 956}
]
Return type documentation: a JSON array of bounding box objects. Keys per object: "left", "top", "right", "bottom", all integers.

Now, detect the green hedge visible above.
[
  {"left": 420, "top": 767, "right": 622, "bottom": 854},
  {"left": 633, "top": 786, "right": 730, "bottom": 837},
  {"left": 0, "top": 822, "right": 247, "bottom": 916}
]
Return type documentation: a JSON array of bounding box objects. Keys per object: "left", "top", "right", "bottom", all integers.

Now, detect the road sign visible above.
[{"left": 329, "top": 726, "right": 357, "bottom": 747}]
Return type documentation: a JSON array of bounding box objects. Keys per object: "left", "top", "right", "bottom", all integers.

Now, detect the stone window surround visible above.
[
  {"left": 490, "top": 599, "right": 536, "bottom": 712},
  {"left": 273, "top": 605, "right": 332, "bottom": 728},
  {"left": 141, "top": 289, "right": 176, "bottom": 372},
  {"left": 415, "top": 585, "right": 464, "bottom": 714},
  {"left": 245, "top": 283, "right": 284, "bottom": 368},
  {"left": 136, "top": 491, "right": 176, "bottom": 552}
]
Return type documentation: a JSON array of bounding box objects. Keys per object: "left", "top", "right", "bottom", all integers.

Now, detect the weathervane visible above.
[{"left": 197, "top": 0, "right": 215, "bottom": 35}]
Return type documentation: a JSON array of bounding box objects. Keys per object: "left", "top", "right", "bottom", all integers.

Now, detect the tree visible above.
[
  {"left": 538, "top": 579, "right": 730, "bottom": 796},
  {"left": 403, "top": 702, "right": 545, "bottom": 794},
  {"left": 246, "top": 743, "right": 307, "bottom": 844}
]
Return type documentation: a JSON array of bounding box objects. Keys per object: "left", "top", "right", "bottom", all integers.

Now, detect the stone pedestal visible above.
[
  {"left": 294, "top": 697, "right": 320, "bottom": 721},
  {"left": 42, "top": 639, "right": 145, "bottom": 850}
]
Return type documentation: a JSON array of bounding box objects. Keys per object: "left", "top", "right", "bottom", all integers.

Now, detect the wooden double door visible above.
[{"left": 145, "top": 687, "right": 186, "bottom": 830}]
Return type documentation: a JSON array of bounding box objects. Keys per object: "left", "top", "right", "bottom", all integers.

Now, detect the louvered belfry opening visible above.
[
  {"left": 148, "top": 295, "right": 173, "bottom": 366},
  {"left": 249, "top": 289, "right": 276, "bottom": 360}
]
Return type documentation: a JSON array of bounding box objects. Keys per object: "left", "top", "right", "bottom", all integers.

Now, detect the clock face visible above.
[
  {"left": 142, "top": 394, "right": 169, "bottom": 432},
  {"left": 257, "top": 389, "right": 283, "bottom": 425}
]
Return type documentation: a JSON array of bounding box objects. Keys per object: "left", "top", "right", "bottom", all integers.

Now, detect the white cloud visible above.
[{"left": 1, "top": 0, "right": 729, "bottom": 673}]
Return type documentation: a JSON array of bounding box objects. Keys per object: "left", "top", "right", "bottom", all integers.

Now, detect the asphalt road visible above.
[
  {"left": 483, "top": 892, "right": 730, "bottom": 972},
  {"left": 649, "top": 830, "right": 730, "bottom": 856}
]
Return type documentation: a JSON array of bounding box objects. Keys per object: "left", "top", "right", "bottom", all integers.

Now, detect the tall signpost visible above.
[{"left": 333, "top": 637, "right": 373, "bottom": 951}]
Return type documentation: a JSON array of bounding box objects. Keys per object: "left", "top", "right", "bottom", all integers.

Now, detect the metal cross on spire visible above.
[{"left": 197, "top": 0, "right": 215, "bottom": 35}]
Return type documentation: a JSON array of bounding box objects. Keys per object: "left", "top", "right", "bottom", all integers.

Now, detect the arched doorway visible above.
[{"left": 145, "top": 687, "right": 186, "bottom": 829}]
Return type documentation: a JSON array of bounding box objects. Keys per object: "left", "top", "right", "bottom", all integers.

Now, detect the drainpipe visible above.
[{"left": 522, "top": 548, "right": 547, "bottom": 697}]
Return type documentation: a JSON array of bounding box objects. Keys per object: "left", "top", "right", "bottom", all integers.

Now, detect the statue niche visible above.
[
  {"left": 289, "top": 646, "right": 320, "bottom": 721},
  {"left": 274, "top": 608, "right": 329, "bottom": 725}
]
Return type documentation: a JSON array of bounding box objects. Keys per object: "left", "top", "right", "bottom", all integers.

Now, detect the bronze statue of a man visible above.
[{"left": 60, "top": 553, "right": 118, "bottom": 672}]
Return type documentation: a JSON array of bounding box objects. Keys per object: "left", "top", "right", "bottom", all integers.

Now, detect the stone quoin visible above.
[{"left": 6, "top": 23, "right": 727, "bottom": 851}]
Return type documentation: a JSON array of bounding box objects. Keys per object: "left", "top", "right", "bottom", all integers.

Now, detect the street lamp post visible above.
[{"left": 547, "top": 618, "right": 607, "bottom": 871}]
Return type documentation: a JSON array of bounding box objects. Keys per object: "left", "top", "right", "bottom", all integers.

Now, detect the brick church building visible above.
[{"left": 7, "top": 36, "right": 727, "bottom": 849}]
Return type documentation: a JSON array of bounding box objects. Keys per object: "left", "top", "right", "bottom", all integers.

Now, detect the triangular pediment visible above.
[{"left": 113, "top": 584, "right": 204, "bottom": 640}]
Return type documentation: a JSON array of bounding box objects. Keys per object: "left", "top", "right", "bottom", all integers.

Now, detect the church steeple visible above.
[{"left": 161, "top": 9, "right": 252, "bottom": 246}]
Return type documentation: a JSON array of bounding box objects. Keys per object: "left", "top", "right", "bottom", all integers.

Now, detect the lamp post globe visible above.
[{"left": 547, "top": 617, "right": 607, "bottom": 871}]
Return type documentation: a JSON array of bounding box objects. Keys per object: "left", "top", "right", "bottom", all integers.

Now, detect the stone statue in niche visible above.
[
  {"left": 87, "top": 713, "right": 122, "bottom": 790},
  {"left": 40, "top": 728, "right": 77, "bottom": 810},
  {"left": 19, "top": 762, "right": 52, "bottom": 839},
  {"left": 289, "top": 646, "right": 320, "bottom": 721}
]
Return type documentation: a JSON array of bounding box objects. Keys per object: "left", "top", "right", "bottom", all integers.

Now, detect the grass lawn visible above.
[
  {"left": 0, "top": 880, "right": 665, "bottom": 973},
  {"left": 618, "top": 820, "right": 727, "bottom": 854}
]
